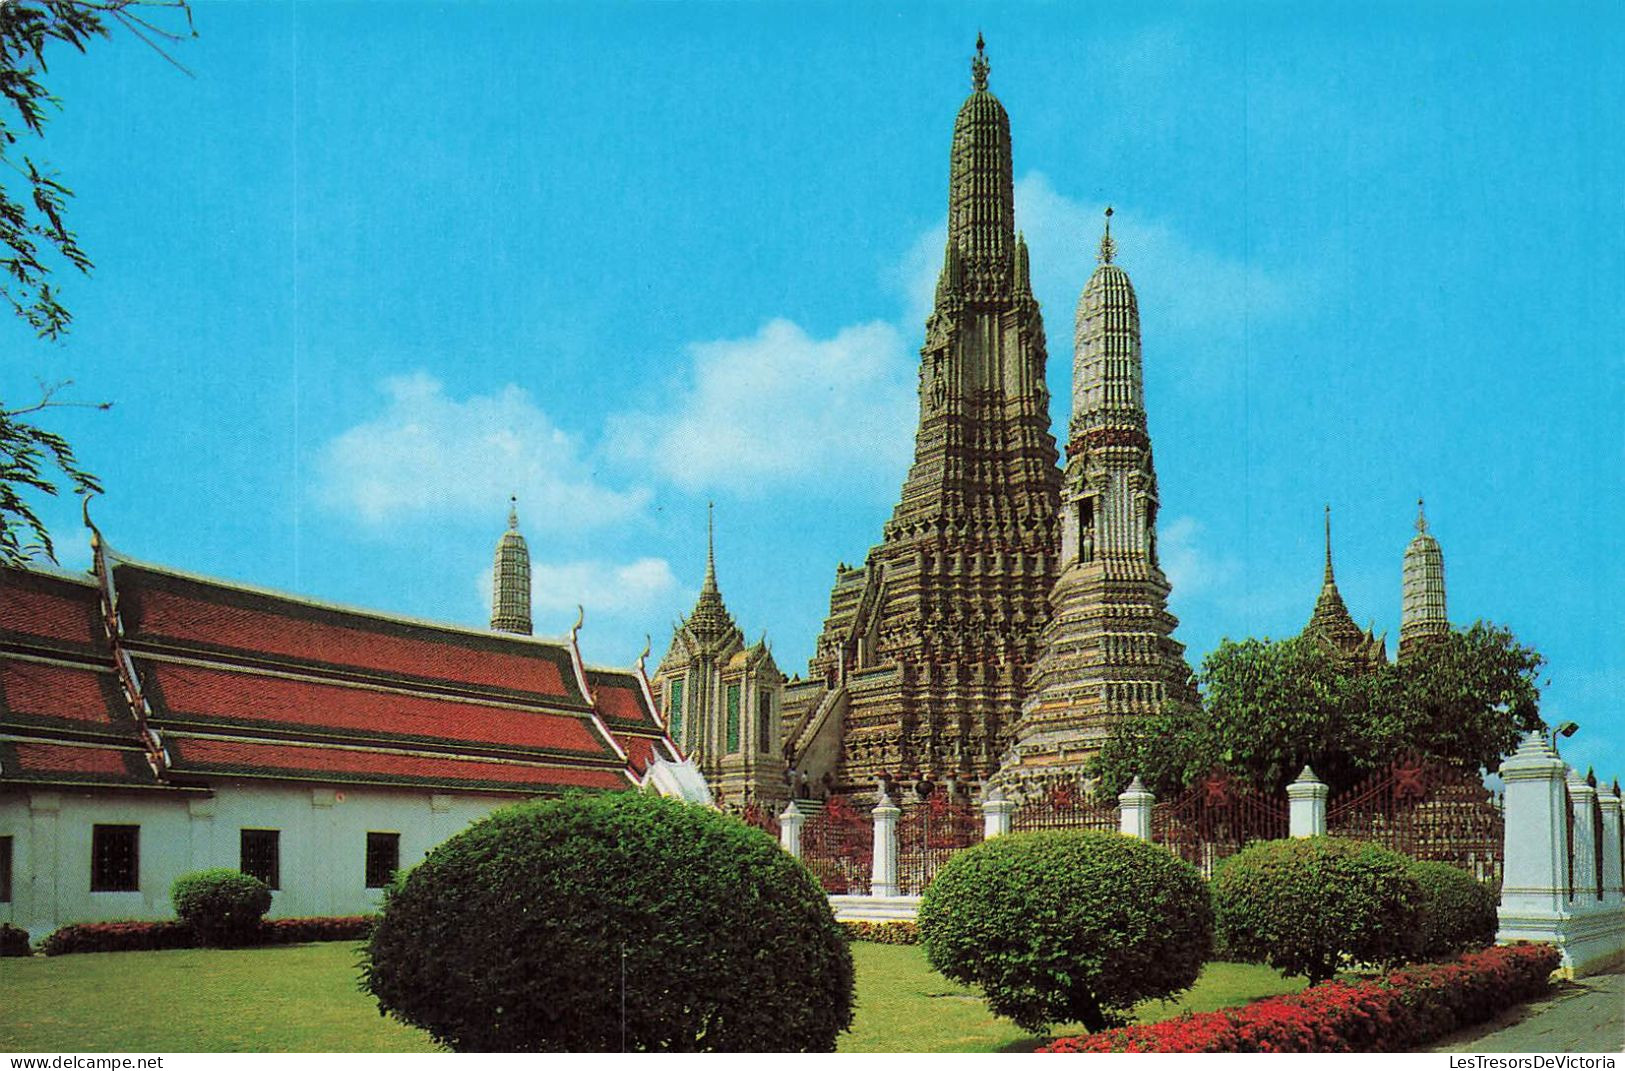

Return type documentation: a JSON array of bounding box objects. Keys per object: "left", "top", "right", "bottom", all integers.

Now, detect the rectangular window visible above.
[
  {"left": 365, "top": 832, "right": 400, "bottom": 889},
  {"left": 240, "top": 829, "right": 280, "bottom": 890},
  {"left": 726, "top": 683, "right": 741, "bottom": 753},
  {"left": 757, "top": 689, "right": 773, "bottom": 754},
  {"left": 668, "top": 678, "right": 685, "bottom": 746},
  {"left": 0, "top": 835, "right": 12, "bottom": 903},
  {"left": 91, "top": 825, "right": 139, "bottom": 892}
]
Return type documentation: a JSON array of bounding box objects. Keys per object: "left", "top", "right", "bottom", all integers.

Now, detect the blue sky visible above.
[{"left": 5, "top": 2, "right": 1620, "bottom": 778}]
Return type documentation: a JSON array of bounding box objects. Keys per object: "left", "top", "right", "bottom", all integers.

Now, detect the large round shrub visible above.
[
  {"left": 170, "top": 869, "right": 272, "bottom": 946},
  {"left": 1212, "top": 837, "right": 1422, "bottom": 984},
  {"left": 361, "top": 792, "right": 853, "bottom": 1052},
  {"left": 918, "top": 830, "right": 1211, "bottom": 1034},
  {"left": 1410, "top": 861, "right": 1498, "bottom": 959}
]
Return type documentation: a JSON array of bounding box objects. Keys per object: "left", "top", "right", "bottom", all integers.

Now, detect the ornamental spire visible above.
[
  {"left": 702, "top": 500, "right": 718, "bottom": 596},
  {"left": 1415, "top": 496, "right": 1429, "bottom": 534},
  {"left": 1323, "top": 504, "right": 1335, "bottom": 585},
  {"left": 1098, "top": 205, "right": 1117, "bottom": 265},
  {"left": 972, "top": 32, "right": 988, "bottom": 91},
  {"left": 507, "top": 494, "right": 519, "bottom": 530},
  {"left": 491, "top": 496, "right": 532, "bottom": 636}
]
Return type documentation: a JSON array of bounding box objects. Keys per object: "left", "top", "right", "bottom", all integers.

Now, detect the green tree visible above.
[
  {"left": 1089, "top": 624, "right": 1543, "bottom": 798},
  {"left": 0, "top": 0, "right": 193, "bottom": 564}
]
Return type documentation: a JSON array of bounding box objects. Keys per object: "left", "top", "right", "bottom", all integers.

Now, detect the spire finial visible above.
[
  {"left": 1323, "top": 504, "right": 1335, "bottom": 584},
  {"left": 971, "top": 32, "right": 989, "bottom": 91},
  {"left": 1415, "top": 496, "right": 1428, "bottom": 534},
  {"left": 1098, "top": 205, "right": 1117, "bottom": 264},
  {"left": 702, "top": 501, "right": 718, "bottom": 595},
  {"left": 507, "top": 494, "right": 519, "bottom": 531}
]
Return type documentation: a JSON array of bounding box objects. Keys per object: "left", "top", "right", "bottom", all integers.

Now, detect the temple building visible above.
[
  {"left": 0, "top": 509, "right": 694, "bottom": 939},
  {"left": 781, "top": 37, "right": 1061, "bottom": 802},
  {"left": 1303, "top": 507, "right": 1388, "bottom": 670},
  {"left": 995, "top": 211, "right": 1199, "bottom": 796},
  {"left": 650, "top": 508, "right": 786, "bottom": 810},
  {"left": 1399, "top": 499, "right": 1449, "bottom": 659}
]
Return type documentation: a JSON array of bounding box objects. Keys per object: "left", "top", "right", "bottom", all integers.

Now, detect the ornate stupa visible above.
[
  {"left": 781, "top": 36, "right": 1061, "bottom": 801},
  {"left": 651, "top": 505, "right": 785, "bottom": 808},
  {"left": 996, "top": 209, "right": 1198, "bottom": 795},
  {"left": 1303, "top": 506, "right": 1386, "bottom": 670},
  {"left": 490, "top": 496, "right": 532, "bottom": 635},
  {"left": 1399, "top": 498, "right": 1449, "bottom": 659}
]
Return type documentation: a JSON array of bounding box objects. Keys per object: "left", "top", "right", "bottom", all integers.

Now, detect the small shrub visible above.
[
  {"left": 918, "top": 830, "right": 1212, "bottom": 1034},
  {"left": 362, "top": 792, "right": 854, "bottom": 1052},
  {"left": 1410, "top": 861, "right": 1498, "bottom": 960},
  {"left": 1040, "top": 943, "right": 1560, "bottom": 1053},
  {"left": 170, "top": 869, "right": 272, "bottom": 946},
  {"left": 0, "top": 923, "right": 31, "bottom": 957},
  {"left": 259, "top": 915, "right": 374, "bottom": 944},
  {"left": 1213, "top": 837, "right": 1423, "bottom": 985},
  {"left": 841, "top": 920, "right": 918, "bottom": 944},
  {"left": 40, "top": 920, "right": 195, "bottom": 955}
]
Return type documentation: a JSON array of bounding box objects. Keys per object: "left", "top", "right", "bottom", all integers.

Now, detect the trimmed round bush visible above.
[
  {"left": 918, "top": 830, "right": 1212, "bottom": 1034},
  {"left": 170, "top": 869, "right": 272, "bottom": 946},
  {"left": 361, "top": 792, "right": 854, "bottom": 1052},
  {"left": 1213, "top": 837, "right": 1423, "bottom": 985},
  {"left": 1410, "top": 861, "right": 1498, "bottom": 960},
  {"left": 0, "top": 922, "right": 31, "bottom": 957}
]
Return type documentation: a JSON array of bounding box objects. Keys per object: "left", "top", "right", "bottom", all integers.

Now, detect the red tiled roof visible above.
[
  {"left": 116, "top": 566, "right": 581, "bottom": 703},
  {"left": 0, "top": 660, "right": 129, "bottom": 735},
  {"left": 589, "top": 671, "right": 661, "bottom": 729},
  {"left": 0, "top": 570, "right": 103, "bottom": 650},
  {"left": 142, "top": 660, "right": 616, "bottom": 760},
  {"left": 165, "top": 735, "right": 629, "bottom": 794},
  {"left": 0, "top": 740, "right": 156, "bottom": 786}
]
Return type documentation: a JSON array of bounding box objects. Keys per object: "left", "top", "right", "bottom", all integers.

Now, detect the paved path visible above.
[{"left": 1428, "top": 971, "right": 1624, "bottom": 1053}]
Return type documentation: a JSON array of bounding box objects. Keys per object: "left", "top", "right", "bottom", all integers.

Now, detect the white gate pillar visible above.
[
  {"left": 1117, "top": 776, "right": 1155, "bottom": 840},
  {"left": 981, "top": 788, "right": 1014, "bottom": 838},
  {"left": 1287, "top": 766, "right": 1329, "bottom": 838},
  {"left": 1497, "top": 732, "right": 1571, "bottom": 937},
  {"left": 1567, "top": 770, "right": 1599, "bottom": 910},
  {"left": 778, "top": 800, "right": 804, "bottom": 860},
  {"left": 870, "top": 792, "right": 900, "bottom": 897},
  {"left": 1597, "top": 784, "right": 1623, "bottom": 906}
]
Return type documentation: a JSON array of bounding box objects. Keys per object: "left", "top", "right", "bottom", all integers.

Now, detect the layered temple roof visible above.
[
  {"left": 1304, "top": 508, "right": 1387, "bottom": 670},
  {"left": 0, "top": 534, "right": 679, "bottom": 796}
]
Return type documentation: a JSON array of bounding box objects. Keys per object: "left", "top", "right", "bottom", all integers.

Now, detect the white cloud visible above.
[
  {"left": 607, "top": 318, "right": 916, "bottom": 495},
  {"left": 316, "top": 373, "right": 649, "bottom": 528},
  {"left": 477, "top": 557, "right": 679, "bottom": 621},
  {"left": 1159, "top": 515, "right": 1238, "bottom": 598}
]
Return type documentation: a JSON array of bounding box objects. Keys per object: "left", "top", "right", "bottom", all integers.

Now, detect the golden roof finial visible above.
[
  {"left": 507, "top": 494, "right": 519, "bottom": 531},
  {"left": 1098, "top": 205, "right": 1117, "bottom": 265},
  {"left": 971, "top": 32, "right": 989, "bottom": 91},
  {"left": 1415, "top": 497, "right": 1429, "bottom": 534}
]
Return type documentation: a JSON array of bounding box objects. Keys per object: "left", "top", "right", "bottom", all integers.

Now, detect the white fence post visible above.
[
  {"left": 1117, "top": 776, "right": 1155, "bottom": 840},
  {"left": 870, "top": 791, "right": 900, "bottom": 897},
  {"left": 779, "top": 800, "right": 804, "bottom": 860},
  {"left": 1497, "top": 731, "right": 1572, "bottom": 943},
  {"left": 1287, "top": 766, "right": 1329, "bottom": 838},
  {"left": 981, "top": 787, "right": 1014, "bottom": 838},
  {"left": 1567, "top": 769, "right": 1599, "bottom": 909},
  {"left": 1599, "top": 783, "right": 1623, "bottom": 907}
]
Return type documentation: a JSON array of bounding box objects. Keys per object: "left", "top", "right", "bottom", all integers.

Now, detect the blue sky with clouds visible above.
[{"left": 5, "top": 3, "right": 1620, "bottom": 777}]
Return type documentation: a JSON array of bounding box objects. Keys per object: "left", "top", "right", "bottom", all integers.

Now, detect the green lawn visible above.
[{"left": 0, "top": 941, "right": 1304, "bottom": 1053}]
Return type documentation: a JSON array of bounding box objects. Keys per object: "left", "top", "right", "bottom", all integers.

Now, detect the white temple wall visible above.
[{"left": 0, "top": 780, "right": 516, "bottom": 941}]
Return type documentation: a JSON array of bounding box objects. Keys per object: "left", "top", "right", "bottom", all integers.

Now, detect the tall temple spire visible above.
[
  {"left": 1400, "top": 497, "right": 1449, "bottom": 659},
  {"left": 490, "top": 495, "right": 532, "bottom": 636},
  {"left": 685, "top": 503, "right": 737, "bottom": 647},
  {"left": 1323, "top": 504, "right": 1336, "bottom": 584},
  {"left": 787, "top": 40, "right": 1060, "bottom": 800},
  {"left": 1003, "top": 208, "right": 1197, "bottom": 789},
  {"left": 702, "top": 500, "right": 718, "bottom": 596}
]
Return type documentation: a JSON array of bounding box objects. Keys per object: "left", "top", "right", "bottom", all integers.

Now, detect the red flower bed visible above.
[
  {"left": 39, "top": 915, "right": 375, "bottom": 956},
  {"left": 1038, "top": 943, "right": 1560, "bottom": 1053}
]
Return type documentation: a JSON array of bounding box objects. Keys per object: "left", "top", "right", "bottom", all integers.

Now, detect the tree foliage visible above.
[
  {"left": 918, "top": 830, "right": 1211, "bottom": 1034},
  {"left": 1090, "top": 624, "right": 1544, "bottom": 798},
  {"left": 0, "top": 1, "right": 193, "bottom": 564}
]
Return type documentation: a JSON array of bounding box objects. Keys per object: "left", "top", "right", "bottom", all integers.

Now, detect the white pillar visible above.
[
  {"left": 1567, "top": 769, "right": 1599, "bottom": 910},
  {"left": 778, "top": 800, "right": 804, "bottom": 860},
  {"left": 1287, "top": 766, "right": 1329, "bottom": 838},
  {"left": 1117, "top": 776, "right": 1155, "bottom": 840},
  {"left": 981, "top": 788, "right": 1014, "bottom": 839},
  {"left": 1597, "top": 785, "right": 1622, "bottom": 906},
  {"left": 870, "top": 792, "right": 900, "bottom": 898},
  {"left": 27, "top": 792, "right": 61, "bottom": 940},
  {"left": 1497, "top": 731, "right": 1571, "bottom": 936}
]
